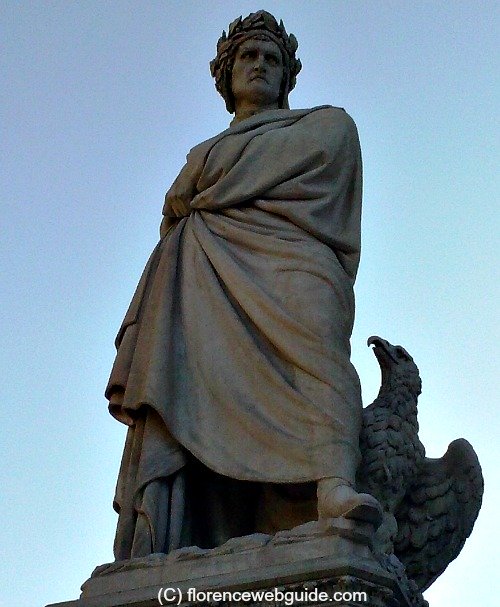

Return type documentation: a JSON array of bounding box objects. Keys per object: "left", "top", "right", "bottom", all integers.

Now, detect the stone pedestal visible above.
[{"left": 47, "top": 519, "right": 421, "bottom": 607}]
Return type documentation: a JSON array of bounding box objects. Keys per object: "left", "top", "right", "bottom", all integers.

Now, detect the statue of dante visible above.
[{"left": 106, "top": 10, "right": 381, "bottom": 560}]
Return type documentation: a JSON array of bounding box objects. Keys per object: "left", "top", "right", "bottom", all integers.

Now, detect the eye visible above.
[
  {"left": 266, "top": 54, "right": 280, "bottom": 66},
  {"left": 240, "top": 49, "right": 256, "bottom": 60}
]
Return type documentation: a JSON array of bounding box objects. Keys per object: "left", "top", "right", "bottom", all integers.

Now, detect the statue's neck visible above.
[{"left": 232, "top": 100, "right": 280, "bottom": 124}]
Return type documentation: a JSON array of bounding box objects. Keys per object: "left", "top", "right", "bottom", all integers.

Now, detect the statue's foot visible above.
[{"left": 317, "top": 480, "right": 383, "bottom": 527}]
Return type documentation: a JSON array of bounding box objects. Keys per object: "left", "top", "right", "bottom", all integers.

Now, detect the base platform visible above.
[{"left": 47, "top": 519, "right": 424, "bottom": 607}]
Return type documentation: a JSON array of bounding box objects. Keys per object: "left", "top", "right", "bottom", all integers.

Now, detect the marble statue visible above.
[
  {"left": 106, "top": 10, "right": 381, "bottom": 560},
  {"left": 44, "top": 12, "right": 483, "bottom": 607},
  {"left": 358, "top": 337, "right": 483, "bottom": 603},
  {"left": 104, "top": 17, "right": 482, "bottom": 591}
]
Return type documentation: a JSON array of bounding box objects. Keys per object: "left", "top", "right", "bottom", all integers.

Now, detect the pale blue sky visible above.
[{"left": 1, "top": 2, "right": 498, "bottom": 606}]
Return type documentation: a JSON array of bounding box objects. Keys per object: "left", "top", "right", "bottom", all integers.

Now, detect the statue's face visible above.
[{"left": 231, "top": 38, "right": 284, "bottom": 111}]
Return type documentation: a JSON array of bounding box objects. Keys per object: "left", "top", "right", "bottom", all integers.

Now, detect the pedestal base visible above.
[{"left": 46, "top": 519, "right": 425, "bottom": 607}]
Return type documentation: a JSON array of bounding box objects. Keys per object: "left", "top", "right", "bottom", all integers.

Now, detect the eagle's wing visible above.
[{"left": 394, "top": 438, "right": 483, "bottom": 592}]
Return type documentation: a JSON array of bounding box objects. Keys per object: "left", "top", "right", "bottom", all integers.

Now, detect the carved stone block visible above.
[{"left": 46, "top": 519, "right": 420, "bottom": 607}]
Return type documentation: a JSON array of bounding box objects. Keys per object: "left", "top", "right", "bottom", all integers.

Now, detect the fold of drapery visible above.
[{"left": 107, "top": 106, "right": 363, "bottom": 500}]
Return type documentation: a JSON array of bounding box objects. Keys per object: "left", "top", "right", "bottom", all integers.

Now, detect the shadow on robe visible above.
[{"left": 113, "top": 408, "right": 318, "bottom": 559}]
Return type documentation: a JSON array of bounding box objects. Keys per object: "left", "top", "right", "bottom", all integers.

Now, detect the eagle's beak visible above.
[{"left": 367, "top": 336, "right": 399, "bottom": 364}]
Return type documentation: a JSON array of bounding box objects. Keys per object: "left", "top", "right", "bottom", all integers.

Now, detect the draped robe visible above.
[{"left": 106, "top": 106, "right": 364, "bottom": 557}]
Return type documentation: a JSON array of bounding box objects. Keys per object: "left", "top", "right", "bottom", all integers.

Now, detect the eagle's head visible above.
[{"left": 367, "top": 336, "right": 422, "bottom": 397}]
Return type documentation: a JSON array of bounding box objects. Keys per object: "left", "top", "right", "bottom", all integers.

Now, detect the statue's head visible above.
[{"left": 210, "top": 10, "right": 302, "bottom": 114}]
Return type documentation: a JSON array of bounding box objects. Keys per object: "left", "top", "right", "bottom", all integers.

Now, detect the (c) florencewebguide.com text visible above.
[{"left": 157, "top": 585, "right": 369, "bottom": 605}]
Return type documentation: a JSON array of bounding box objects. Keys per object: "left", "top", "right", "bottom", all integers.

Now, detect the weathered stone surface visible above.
[
  {"left": 46, "top": 10, "right": 483, "bottom": 607},
  {"left": 46, "top": 519, "right": 414, "bottom": 607},
  {"left": 106, "top": 9, "right": 377, "bottom": 564},
  {"left": 358, "top": 337, "right": 483, "bottom": 592}
]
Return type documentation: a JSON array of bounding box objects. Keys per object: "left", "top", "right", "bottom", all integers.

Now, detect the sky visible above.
[{"left": 1, "top": 1, "right": 498, "bottom": 605}]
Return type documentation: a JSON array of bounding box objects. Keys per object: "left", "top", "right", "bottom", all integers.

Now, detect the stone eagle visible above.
[{"left": 357, "top": 336, "right": 483, "bottom": 593}]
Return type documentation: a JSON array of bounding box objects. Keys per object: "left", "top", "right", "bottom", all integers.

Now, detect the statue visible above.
[
  {"left": 42, "top": 11, "right": 484, "bottom": 607},
  {"left": 106, "top": 9, "right": 381, "bottom": 560},
  {"left": 104, "top": 17, "right": 482, "bottom": 602},
  {"left": 359, "top": 337, "right": 483, "bottom": 602}
]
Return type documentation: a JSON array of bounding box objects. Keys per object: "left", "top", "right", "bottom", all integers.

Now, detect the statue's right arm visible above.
[{"left": 161, "top": 150, "right": 203, "bottom": 231}]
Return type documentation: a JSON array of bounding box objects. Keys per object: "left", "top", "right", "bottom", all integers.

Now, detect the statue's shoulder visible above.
[
  {"left": 186, "top": 106, "right": 357, "bottom": 160},
  {"left": 309, "top": 105, "right": 357, "bottom": 130},
  {"left": 184, "top": 129, "right": 230, "bottom": 165},
  {"left": 300, "top": 106, "right": 358, "bottom": 144}
]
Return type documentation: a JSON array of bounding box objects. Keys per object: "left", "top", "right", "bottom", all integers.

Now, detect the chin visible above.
[{"left": 247, "top": 85, "right": 279, "bottom": 104}]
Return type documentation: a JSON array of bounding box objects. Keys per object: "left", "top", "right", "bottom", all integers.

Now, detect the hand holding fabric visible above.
[{"left": 163, "top": 156, "right": 200, "bottom": 218}]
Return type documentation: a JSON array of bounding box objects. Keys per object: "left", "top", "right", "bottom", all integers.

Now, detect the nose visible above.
[{"left": 253, "top": 54, "right": 266, "bottom": 72}]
